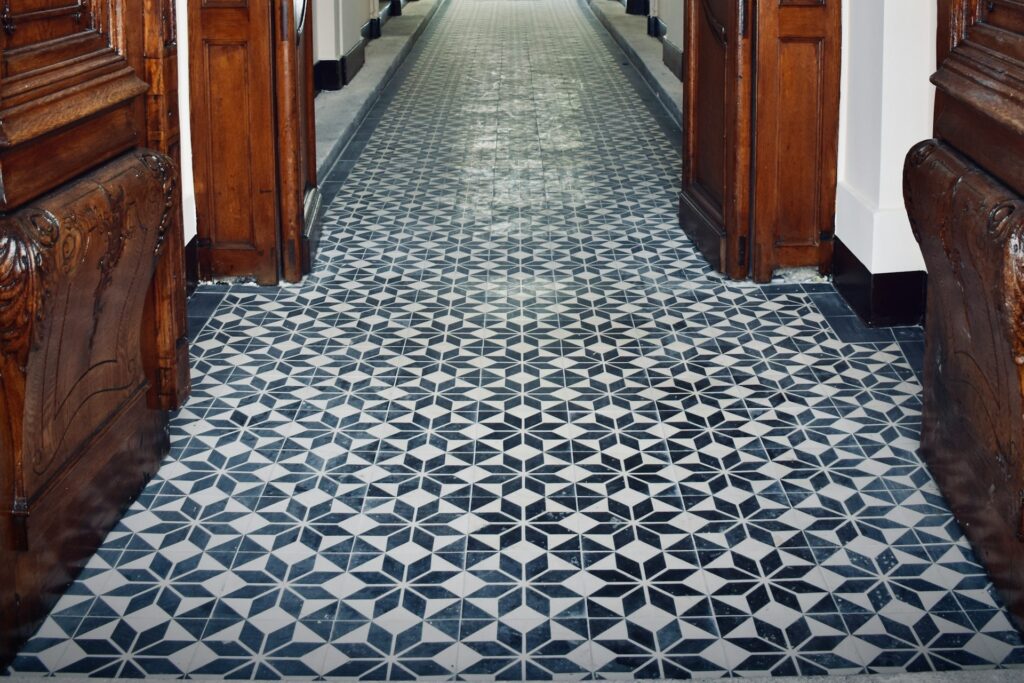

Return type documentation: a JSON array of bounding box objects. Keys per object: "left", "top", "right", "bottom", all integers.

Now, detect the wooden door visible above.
[
  {"left": 275, "top": 0, "right": 319, "bottom": 281},
  {"left": 904, "top": 0, "right": 1024, "bottom": 626},
  {"left": 680, "top": 0, "right": 754, "bottom": 280},
  {"left": 750, "top": 0, "right": 841, "bottom": 281},
  {"left": 189, "top": 0, "right": 281, "bottom": 284}
]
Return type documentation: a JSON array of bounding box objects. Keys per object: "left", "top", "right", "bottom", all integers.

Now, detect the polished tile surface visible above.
[{"left": 8, "top": 0, "right": 1024, "bottom": 678}]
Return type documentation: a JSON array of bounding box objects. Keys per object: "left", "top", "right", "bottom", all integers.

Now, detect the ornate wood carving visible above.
[
  {"left": 0, "top": 0, "right": 189, "bottom": 663},
  {"left": 0, "top": 150, "right": 175, "bottom": 662},
  {"left": 905, "top": 0, "right": 1024, "bottom": 627},
  {"left": 0, "top": 0, "right": 149, "bottom": 211},
  {"left": 905, "top": 141, "right": 1024, "bottom": 624}
]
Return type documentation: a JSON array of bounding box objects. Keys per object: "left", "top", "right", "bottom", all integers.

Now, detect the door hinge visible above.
[
  {"left": 196, "top": 237, "right": 213, "bottom": 249},
  {"left": 738, "top": 236, "right": 748, "bottom": 267},
  {"left": 738, "top": 0, "right": 748, "bottom": 38},
  {"left": 820, "top": 230, "right": 835, "bottom": 243}
]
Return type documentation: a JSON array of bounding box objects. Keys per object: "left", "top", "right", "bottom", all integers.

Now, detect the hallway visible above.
[{"left": 7, "top": 0, "right": 1024, "bottom": 678}]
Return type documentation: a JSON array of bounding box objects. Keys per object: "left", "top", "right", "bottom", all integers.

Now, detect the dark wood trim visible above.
[
  {"left": 833, "top": 238, "right": 927, "bottom": 327},
  {"left": 662, "top": 38, "right": 683, "bottom": 81}
]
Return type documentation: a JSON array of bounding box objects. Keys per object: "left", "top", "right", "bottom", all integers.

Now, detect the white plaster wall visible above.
[
  {"left": 176, "top": 2, "right": 198, "bottom": 244},
  {"left": 315, "top": 1, "right": 343, "bottom": 61},
  {"left": 315, "top": 0, "right": 366, "bottom": 60},
  {"left": 658, "top": 0, "right": 684, "bottom": 49},
  {"left": 836, "top": 0, "right": 935, "bottom": 274},
  {"left": 343, "top": 0, "right": 368, "bottom": 50}
]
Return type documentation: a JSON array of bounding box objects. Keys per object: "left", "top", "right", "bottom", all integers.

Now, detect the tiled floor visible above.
[{"left": 8, "top": 0, "right": 1024, "bottom": 679}]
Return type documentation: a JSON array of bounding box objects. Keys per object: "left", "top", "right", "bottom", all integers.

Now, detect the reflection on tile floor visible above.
[{"left": 8, "top": 0, "right": 1024, "bottom": 679}]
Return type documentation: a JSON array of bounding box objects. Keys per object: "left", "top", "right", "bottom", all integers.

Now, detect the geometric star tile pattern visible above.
[{"left": 8, "top": 0, "right": 1024, "bottom": 678}]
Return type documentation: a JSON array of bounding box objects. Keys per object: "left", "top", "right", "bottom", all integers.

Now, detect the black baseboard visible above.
[
  {"left": 663, "top": 39, "right": 683, "bottom": 81},
  {"left": 833, "top": 237, "right": 927, "bottom": 327},
  {"left": 366, "top": 17, "right": 382, "bottom": 39},
  {"left": 647, "top": 16, "right": 662, "bottom": 37},
  {"left": 343, "top": 39, "right": 366, "bottom": 85},
  {"left": 625, "top": 0, "right": 649, "bottom": 16},
  {"left": 314, "top": 60, "right": 344, "bottom": 92},
  {"left": 314, "top": 39, "right": 366, "bottom": 92},
  {"left": 390, "top": 0, "right": 402, "bottom": 16},
  {"left": 184, "top": 235, "right": 199, "bottom": 298}
]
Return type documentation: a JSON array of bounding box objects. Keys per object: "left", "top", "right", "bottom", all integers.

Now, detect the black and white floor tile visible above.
[{"left": 7, "top": 0, "right": 1024, "bottom": 678}]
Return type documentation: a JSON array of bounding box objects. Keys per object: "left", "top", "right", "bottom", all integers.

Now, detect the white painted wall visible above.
[
  {"left": 656, "top": 0, "right": 683, "bottom": 49},
  {"left": 176, "top": 2, "right": 198, "bottom": 244},
  {"left": 315, "top": 0, "right": 343, "bottom": 61},
  {"left": 835, "top": 0, "right": 935, "bottom": 274},
  {"left": 315, "top": 0, "right": 371, "bottom": 62},
  {"left": 345, "top": 0, "right": 370, "bottom": 49}
]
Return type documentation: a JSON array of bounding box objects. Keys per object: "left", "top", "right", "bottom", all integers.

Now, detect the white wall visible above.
[
  {"left": 315, "top": 0, "right": 343, "bottom": 61},
  {"left": 176, "top": 2, "right": 198, "bottom": 244},
  {"left": 836, "top": 0, "right": 935, "bottom": 274},
  {"left": 656, "top": 0, "right": 683, "bottom": 49},
  {"left": 344, "top": 0, "right": 369, "bottom": 49}
]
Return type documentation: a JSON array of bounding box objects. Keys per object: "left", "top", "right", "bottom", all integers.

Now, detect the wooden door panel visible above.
[
  {"left": 190, "top": 0, "right": 280, "bottom": 284},
  {"left": 751, "top": 0, "right": 841, "bottom": 281},
  {"left": 681, "top": 0, "right": 753, "bottom": 279},
  {"left": 693, "top": 5, "right": 727, "bottom": 216}
]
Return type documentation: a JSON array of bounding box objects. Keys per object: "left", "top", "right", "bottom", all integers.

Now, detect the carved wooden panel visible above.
[
  {"left": 0, "top": 0, "right": 149, "bottom": 210},
  {"left": 0, "top": 150, "right": 174, "bottom": 661},
  {"left": 680, "top": 0, "right": 753, "bottom": 279},
  {"left": 905, "top": 140, "right": 1024, "bottom": 625},
  {"left": 934, "top": 0, "right": 1024, "bottom": 196},
  {"left": 750, "top": 0, "right": 841, "bottom": 281},
  {"left": 189, "top": 0, "right": 281, "bottom": 284},
  {"left": 904, "top": 0, "right": 1024, "bottom": 628}
]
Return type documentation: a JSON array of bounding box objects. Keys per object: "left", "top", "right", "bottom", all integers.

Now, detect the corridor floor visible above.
[{"left": 9, "top": 0, "right": 1024, "bottom": 679}]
